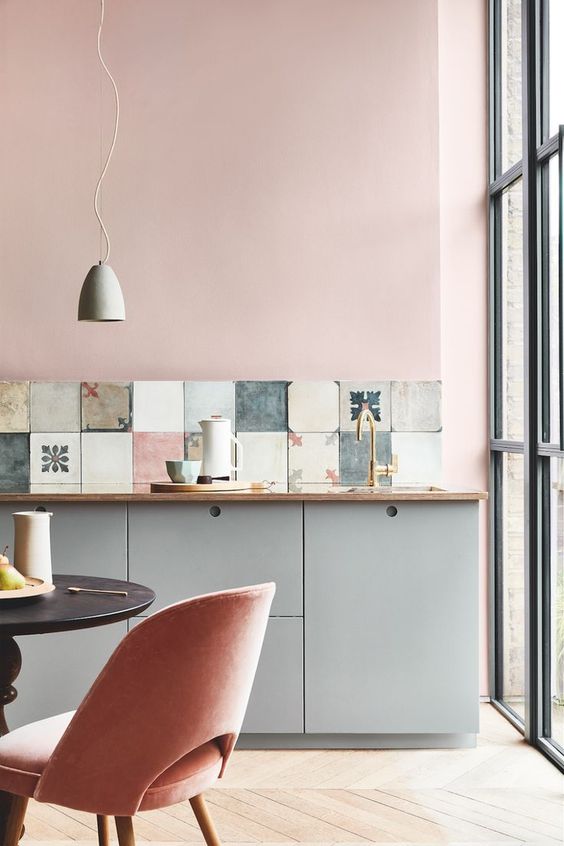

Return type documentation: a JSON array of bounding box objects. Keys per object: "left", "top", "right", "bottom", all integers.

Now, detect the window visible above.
[{"left": 490, "top": 0, "right": 564, "bottom": 771}]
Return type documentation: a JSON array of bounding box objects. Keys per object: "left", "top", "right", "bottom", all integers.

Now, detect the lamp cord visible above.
[{"left": 93, "top": 0, "right": 119, "bottom": 265}]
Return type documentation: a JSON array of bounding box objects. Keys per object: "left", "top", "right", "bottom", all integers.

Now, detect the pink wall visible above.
[
  {"left": 438, "top": 0, "right": 489, "bottom": 695},
  {"left": 0, "top": 0, "right": 440, "bottom": 381}
]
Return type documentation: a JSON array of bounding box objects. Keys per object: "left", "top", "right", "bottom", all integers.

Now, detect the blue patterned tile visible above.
[
  {"left": 339, "top": 430, "right": 391, "bottom": 486},
  {"left": 339, "top": 382, "right": 390, "bottom": 432},
  {"left": 235, "top": 381, "right": 288, "bottom": 432}
]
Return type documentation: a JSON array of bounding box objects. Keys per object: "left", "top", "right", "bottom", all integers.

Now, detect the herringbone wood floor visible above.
[{"left": 22, "top": 706, "right": 564, "bottom": 845}]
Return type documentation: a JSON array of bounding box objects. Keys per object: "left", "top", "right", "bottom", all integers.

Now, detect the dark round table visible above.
[{"left": 0, "top": 573, "right": 155, "bottom": 841}]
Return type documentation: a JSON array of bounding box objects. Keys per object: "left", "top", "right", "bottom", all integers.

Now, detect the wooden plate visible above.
[
  {"left": 151, "top": 480, "right": 274, "bottom": 493},
  {"left": 0, "top": 578, "right": 55, "bottom": 602}
]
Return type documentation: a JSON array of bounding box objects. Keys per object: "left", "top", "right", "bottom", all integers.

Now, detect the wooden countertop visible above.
[{"left": 0, "top": 485, "right": 488, "bottom": 502}]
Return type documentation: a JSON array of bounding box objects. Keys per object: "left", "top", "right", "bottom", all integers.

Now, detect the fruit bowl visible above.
[{"left": 0, "top": 578, "right": 55, "bottom": 603}]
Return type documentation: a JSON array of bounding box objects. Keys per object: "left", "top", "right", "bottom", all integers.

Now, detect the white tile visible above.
[
  {"left": 30, "top": 433, "right": 80, "bottom": 484},
  {"left": 185, "top": 381, "right": 235, "bottom": 431},
  {"left": 236, "top": 432, "right": 288, "bottom": 491},
  {"left": 133, "top": 382, "right": 184, "bottom": 432},
  {"left": 339, "top": 382, "right": 391, "bottom": 431},
  {"left": 391, "top": 381, "right": 442, "bottom": 431},
  {"left": 288, "top": 432, "right": 340, "bottom": 485},
  {"left": 31, "top": 382, "right": 81, "bottom": 432},
  {"left": 81, "top": 433, "right": 133, "bottom": 484},
  {"left": 391, "top": 433, "right": 442, "bottom": 485},
  {"left": 288, "top": 381, "right": 339, "bottom": 432}
]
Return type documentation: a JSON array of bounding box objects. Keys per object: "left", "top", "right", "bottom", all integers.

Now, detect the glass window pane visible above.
[
  {"left": 500, "top": 0, "right": 522, "bottom": 173},
  {"left": 501, "top": 452, "right": 525, "bottom": 719},
  {"left": 547, "top": 157, "right": 561, "bottom": 443},
  {"left": 548, "top": 0, "right": 564, "bottom": 138},
  {"left": 500, "top": 180, "right": 524, "bottom": 441},
  {"left": 549, "top": 458, "right": 564, "bottom": 749}
]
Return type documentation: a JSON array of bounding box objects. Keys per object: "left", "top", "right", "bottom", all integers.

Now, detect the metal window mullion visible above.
[{"left": 522, "top": 0, "right": 541, "bottom": 743}]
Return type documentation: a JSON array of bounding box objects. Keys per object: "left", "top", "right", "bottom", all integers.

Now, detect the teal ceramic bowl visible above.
[{"left": 166, "top": 460, "right": 201, "bottom": 484}]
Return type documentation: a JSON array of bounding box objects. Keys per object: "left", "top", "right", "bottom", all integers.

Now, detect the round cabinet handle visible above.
[
  {"left": 209, "top": 506, "right": 222, "bottom": 518},
  {"left": 386, "top": 505, "right": 398, "bottom": 518}
]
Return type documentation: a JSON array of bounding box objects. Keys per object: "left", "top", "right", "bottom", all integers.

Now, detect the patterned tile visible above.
[
  {"left": 81, "top": 382, "right": 132, "bottom": 432},
  {"left": 0, "top": 382, "right": 29, "bottom": 432},
  {"left": 133, "top": 381, "right": 184, "bottom": 432},
  {"left": 339, "top": 430, "right": 392, "bottom": 486},
  {"left": 133, "top": 432, "right": 185, "bottom": 483},
  {"left": 185, "top": 381, "right": 235, "bottom": 432},
  {"left": 30, "top": 382, "right": 81, "bottom": 433},
  {"left": 0, "top": 433, "right": 30, "bottom": 486},
  {"left": 391, "top": 432, "right": 442, "bottom": 484},
  {"left": 236, "top": 432, "right": 288, "bottom": 492},
  {"left": 288, "top": 432, "right": 339, "bottom": 489},
  {"left": 288, "top": 381, "right": 339, "bottom": 433},
  {"left": 339, "top": 381, "right": 391, "bottom": 432},
  {"left": 391, "top": 381, "right": 442, "bottom": 431},
  {"left": 184, "top": 432, "right": 203, "bottom": 460},
  {"left": 30, "top": 433, "right": 80, "bottom": 484},
  {"left": 235, "top": 381, "right": 288, "bottom": 432},
  {"left": 81, "top": 433, "right": 133, "bottom": 484}
]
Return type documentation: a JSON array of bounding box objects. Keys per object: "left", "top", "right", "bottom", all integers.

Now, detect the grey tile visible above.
[
  {"left": 0, "top": 433, "right": 30, "bottom": 487},
  {"left": 185, "top": 381, "right": 235, "bottom": 432},
  {"left": 235, "top": 381, "right": 288, "bottom": 432},
  {"left": 339, "top": 430, "right": 391, "bottom": 486},
  {"left": 31, "top": 382, "right": 81, "bottom": 432},
  {"left": 391, "top": 381, "right": 442, "bottom": 431}
]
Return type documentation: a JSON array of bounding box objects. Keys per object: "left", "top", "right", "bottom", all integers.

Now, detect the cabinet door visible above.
[
  {"left": 0, "top": 503, "right": 128, "bottom": 730},
  {"left": 129, "top": 503, "right": 303, "bottom": 616},
  {"left": 243, "top": 617, "right": 303, "bottom": 733},
  {"left": 304, "top": 502, "right": 479, "bottom": 734}
]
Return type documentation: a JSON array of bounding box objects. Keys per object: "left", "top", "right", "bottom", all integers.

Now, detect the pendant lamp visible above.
[{"left": 78, "top": 0, "right": 125, "bottom": 322}]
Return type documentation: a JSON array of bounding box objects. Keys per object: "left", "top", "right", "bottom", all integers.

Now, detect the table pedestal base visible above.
[{"left": 0, "top": 636, "right": 23, "bottom": 844}]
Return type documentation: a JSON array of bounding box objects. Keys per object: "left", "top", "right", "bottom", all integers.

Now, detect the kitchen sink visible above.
[{"left": 332, "top": 485, "right": 446, "bottom": 493}]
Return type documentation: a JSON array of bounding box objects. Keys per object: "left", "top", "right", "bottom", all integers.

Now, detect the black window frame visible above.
[{"left": 489, "top": 0, "right": 564, "bottom": 773}]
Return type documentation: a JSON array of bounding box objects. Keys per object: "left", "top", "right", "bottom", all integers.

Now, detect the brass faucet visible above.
[{"left": 355, "top": 408, "right": 398, "bottom": 487}]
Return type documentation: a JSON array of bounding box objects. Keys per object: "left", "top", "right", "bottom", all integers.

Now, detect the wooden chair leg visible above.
[
  {"left": 97, "top": 814, "right": 111, "bottom": 846},
  {"left": 115, "top": 815, "right": 135, "bottom": 846},
  {"left": 190, "top": 793, "right": 222, "bottom": 846},
  {"left": 4, "top": 795, "right": 28, "bottom": 846}
]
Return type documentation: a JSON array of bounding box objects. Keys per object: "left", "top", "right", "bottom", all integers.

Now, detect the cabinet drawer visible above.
[
  {"left": 129, "top": 615, "right": 304, "bottom": 734},
  {"left": 128, "top": 503, "right": 303, "bottom": 616},
  {"left": 0, "top": 503, "right": 127, "bottom": 579}
]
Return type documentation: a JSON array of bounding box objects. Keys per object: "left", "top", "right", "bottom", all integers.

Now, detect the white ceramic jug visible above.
[
  {"left": 199, "top": 416, "right": 243, "bottom": 480},
  {"left": 13, "top": 510, "right": 53, "bottom": 584}
]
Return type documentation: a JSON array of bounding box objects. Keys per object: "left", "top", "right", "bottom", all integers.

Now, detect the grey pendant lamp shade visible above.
[
  {"left": 78, "top": 0, "right": 125, "bottom": 322},
  {"left": 78, "top": 263, "right": 125, "bottom": 321}
]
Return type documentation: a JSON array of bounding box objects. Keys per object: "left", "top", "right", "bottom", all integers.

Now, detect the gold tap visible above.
[{"left": 355, "top": 408, "right": 398, "bottom": 487}]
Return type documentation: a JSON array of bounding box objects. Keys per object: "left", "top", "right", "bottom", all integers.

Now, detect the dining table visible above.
[{"left": 0, "top": 573, "right": 155, "bottom": 841}]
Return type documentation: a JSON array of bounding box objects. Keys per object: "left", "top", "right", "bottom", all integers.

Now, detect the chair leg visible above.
[
  {"left": 4, "top": 795, "right": 28, "bottom": 846},
  {"left": 97, "top": 814, "right": 110, "bottom": 846},
  {"left": 190, "top": 793, "right": 222, "bottom": 846},
  {"left": 115, "top": 816, "right": 135, "bottom": 846}
]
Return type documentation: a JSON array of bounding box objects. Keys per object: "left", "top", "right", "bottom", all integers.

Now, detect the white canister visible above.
[
  {"left": 199, "top": 416, "right": 243, "bottom": 479},
  {"left": 13, "top": 511, "right": 53, "bottom": 584}
]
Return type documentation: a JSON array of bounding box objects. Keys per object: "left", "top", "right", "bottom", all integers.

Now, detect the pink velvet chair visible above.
[{"left": 0, "top": 582, "right": 275, "bottom": 846}]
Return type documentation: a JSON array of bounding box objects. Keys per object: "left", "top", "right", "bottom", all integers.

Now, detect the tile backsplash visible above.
[{"left": 0, "top": 380, "right": 442, "bottom": 491}]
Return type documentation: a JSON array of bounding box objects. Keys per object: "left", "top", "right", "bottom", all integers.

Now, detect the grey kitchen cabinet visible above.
[
  {"left": 128, "top": 503, "right": 303, "bottom": 616},
  {"left": 0, "top": 503, "right": 128, "bottom": 729},
  {"left": 128, "top": 615, "right": 304, "bottom": 734},
  {"left": 304, "top": 501, "right": 479, "bottom": 735}
]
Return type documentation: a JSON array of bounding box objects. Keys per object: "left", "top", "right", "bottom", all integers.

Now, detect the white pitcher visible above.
[
  {"left": 199, "top": 417, "right": 243, "bottom": 480},
  {"left": 13, "top": 511, "right": 53, "bottom": 584}
]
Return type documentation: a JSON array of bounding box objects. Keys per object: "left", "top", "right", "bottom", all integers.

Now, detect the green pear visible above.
[{"left": 0, "top": 546, "right": 25, "bottom": 591}]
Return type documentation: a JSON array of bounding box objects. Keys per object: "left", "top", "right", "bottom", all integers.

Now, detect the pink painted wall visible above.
[
  {"left": 438, "top": 0, "right": 489, "bottom": 696},
  {"left": 0, "top": 0, "right": 440, "bottom": 381}
]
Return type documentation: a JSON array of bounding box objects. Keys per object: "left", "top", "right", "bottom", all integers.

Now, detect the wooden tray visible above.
[
  {"left": 0, "top": 578, "right": 55, "bottom": 602},
  {"left": 151, "top": 480, "right": 274, "bottom": 493}
]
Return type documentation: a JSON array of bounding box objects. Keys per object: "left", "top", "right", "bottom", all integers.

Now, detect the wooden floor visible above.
[{"left": 22, "top": 706, "right": 563, "bottom": 845}]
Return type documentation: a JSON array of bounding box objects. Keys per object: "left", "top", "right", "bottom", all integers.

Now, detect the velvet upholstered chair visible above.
[{"left": 0, "top": 582, "right": 275, "bottom": 846}]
